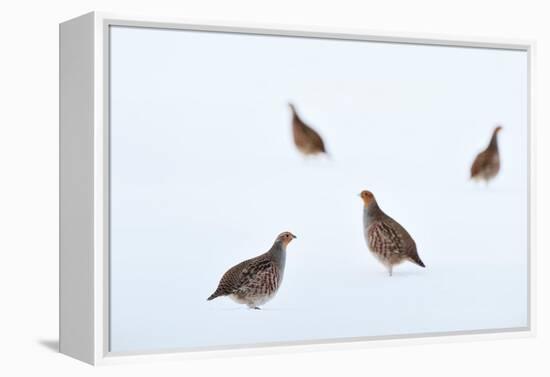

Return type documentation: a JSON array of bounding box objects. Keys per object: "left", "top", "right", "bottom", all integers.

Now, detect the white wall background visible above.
[{"left": 0, "top": 0, "right": 548, "bottom": 376}]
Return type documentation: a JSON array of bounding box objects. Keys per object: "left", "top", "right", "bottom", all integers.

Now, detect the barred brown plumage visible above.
[
  {"left": 471, "top": 125, "right": 502, "bottom": 183},
  {"left": 288, "top": 103, "right": 328, "bottom": 157},
  {"left": 360, "top": 190, "right": 425, "bottom": 276},
  {"left": 207, "top": 231, "right": 296, "bottom": 309}
]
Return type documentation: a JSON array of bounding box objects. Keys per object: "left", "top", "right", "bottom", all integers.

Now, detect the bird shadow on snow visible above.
[
  {"left": 250, "top": 307, "right": 291, "bottom": 312},
  {"left": 358, "top": 266, "right": 427, "bottom": 279},
  {"left": 206, "top": 302, "right": 297, "bottom": 312},
  {"left": 387, "top": 269, "right": 427, "bottom": 278},
  {"left": 205, "top": 306, "right": 243, "bottom": 312}
]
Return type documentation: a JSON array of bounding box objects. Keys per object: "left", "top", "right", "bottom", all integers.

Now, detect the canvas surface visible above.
[{"left": 109, "top": 26, "right": 528, "bottom": 352}]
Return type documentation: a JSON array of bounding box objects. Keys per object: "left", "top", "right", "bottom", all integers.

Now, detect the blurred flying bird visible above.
[
  {"left": 288, "top": 103, "right": 328, "bottom": 157},
  {"left": 207, "top": 231, "right": 297, "bottom": 309},
  {"left": 359, "top": 190, "right": 425, "bottom": 276},
  {"left": 470, "top": 125, "right": 502, "bottom": 183}
]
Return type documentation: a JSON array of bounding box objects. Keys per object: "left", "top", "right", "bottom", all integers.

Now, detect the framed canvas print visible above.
[{"left": 59, "top": 12, "right": 536, "bottom": 365}]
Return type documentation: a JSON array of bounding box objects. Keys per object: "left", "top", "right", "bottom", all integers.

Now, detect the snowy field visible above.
[{"left": 109, "top": 27, "right": 528, "bottom": 353}]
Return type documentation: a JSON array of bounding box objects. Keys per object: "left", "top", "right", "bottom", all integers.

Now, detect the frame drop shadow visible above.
[{"left": 38, "top": 339, "right": 59, "bottom": 353}]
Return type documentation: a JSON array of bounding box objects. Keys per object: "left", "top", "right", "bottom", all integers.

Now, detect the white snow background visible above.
[{"left": 109, "top": 26, "right": 528, "bottom": 353}]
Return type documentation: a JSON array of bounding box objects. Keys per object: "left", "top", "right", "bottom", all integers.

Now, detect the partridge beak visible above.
[{"left": 291, "top": 233, "right": 297, "bottom": 239}]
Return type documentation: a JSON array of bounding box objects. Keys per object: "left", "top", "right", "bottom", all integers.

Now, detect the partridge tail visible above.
[
  {"left": 411, "top": 254, "right": 426, "bottom": 268},
  {"left": 207, "top": 290, "right": 222, "bottom": 301}
]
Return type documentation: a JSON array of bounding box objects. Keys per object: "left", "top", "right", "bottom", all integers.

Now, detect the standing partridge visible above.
[
  {"left": 470, "top": 125, "right": 502, "bottom": 183},
  {"left": 207, "top": 232, "right": 296, "bottom": 309},
  {"left": 288, "top": 103, "right": 328, "bottom": 156},
  {"left": 360, "top": 190, "right": 425, "bottom": 276}
]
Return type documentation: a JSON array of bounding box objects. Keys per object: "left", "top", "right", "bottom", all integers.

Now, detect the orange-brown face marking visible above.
[
  {"left": 278, "top": 231, "right": 297, "bottom": 246},
  {"left": 359, "top": 190, "right": 375, "bottom": 206}
]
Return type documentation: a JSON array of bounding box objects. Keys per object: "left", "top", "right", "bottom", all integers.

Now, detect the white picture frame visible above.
[{"left": 59, "top": 11, "right": 536, "bottom": 365}]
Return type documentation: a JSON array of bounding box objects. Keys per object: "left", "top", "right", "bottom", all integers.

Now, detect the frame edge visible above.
[
  {"left": 59, "top": 11, "right": 97, "bottom": 365},
  {"left": 60, "top": 10, "right": 537, "bottom": 365}
]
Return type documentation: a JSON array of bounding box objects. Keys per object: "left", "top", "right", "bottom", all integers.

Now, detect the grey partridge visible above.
[
  {"left": 207, "top": 232, "right": 296, "bottom": 309},
  {"left": 289, "top": 103, "right": 328, "bottom": 156},
  {"left": 470, "top": 126, "right": 502, "bottom": 183},
  {"left": 360, "top": 190, "right": 425, "bottom": 276}
]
